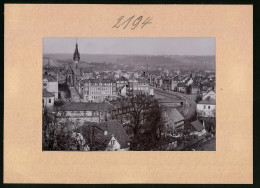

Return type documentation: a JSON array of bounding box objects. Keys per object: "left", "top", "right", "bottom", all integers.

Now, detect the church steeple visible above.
[{"left": 73, "top": 38, "right": 80, "bottom": 68}]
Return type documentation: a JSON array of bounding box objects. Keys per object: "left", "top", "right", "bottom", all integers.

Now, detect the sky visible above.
[{"left": 43, "top": 38, "right": 215, "bottom": 56}]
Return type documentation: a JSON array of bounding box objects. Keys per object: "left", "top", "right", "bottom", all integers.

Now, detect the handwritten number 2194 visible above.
[{"left": 112, "top": 16, "right": 152, "bottom": 30}]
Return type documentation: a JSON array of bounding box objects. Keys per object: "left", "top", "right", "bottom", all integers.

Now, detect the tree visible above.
[
  {"left": 114, "top": 93, "right": 164, "bottom": 150},
  {"left": 186, "top": 85, "right": 192, "bottom": 94},
  {"left": 195, "top": 94, "right": 202, "bottom": 103},
  {"left": 42, "top": 109, "right": 82, "bottom": 151}
]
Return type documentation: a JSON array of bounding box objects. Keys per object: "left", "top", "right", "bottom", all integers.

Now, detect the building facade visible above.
[
  {"left": 42, "top": 89, "right": 55, "bottom": 111},
  {"left": 197, "top": 98, "right": 216, "bottom": 118},
  {"left": 57, "top": 102, "right": 115, "bottom": 125},
  {"left": 81, "top": 79, "right": 117, "bottom": 102},
  {"left": 43, "top": 73, "right": 59, "bottom": 100}
]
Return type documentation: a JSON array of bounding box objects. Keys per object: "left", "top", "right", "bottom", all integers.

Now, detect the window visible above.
[
  {"left": 111, "top": 140, "right": 115, "bottom": 145},
  {"left": 43, "top": 83, "right": 47, "bottom": 87},
  {"left": 208, "top": 106, "right": 210, "bottom": 109},
  {"left": 204, "top": 105, "right": 206, "bottom": 109},
  {"left": 42, "top": 99, "right": 44, "bottom": 104},
  {"left": 49, "top": 99, "right": 51, "bottom": 103}
]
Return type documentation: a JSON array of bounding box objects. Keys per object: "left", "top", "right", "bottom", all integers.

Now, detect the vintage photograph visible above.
[{"left": 42, "top": 38, "right": 216, "bottom": 151}]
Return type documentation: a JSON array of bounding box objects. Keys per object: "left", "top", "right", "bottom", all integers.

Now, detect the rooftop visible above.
[
  {"left": 77, "top": 120, "right": 131, "bottom": 149},
  {"left": 43, "top": 73, "right": 57, "bottom": 82},
  {"left": 198, "top": 98, "right": 216, "bottom": 105},
  {"left": 163, "top": 107, "right": 185, "bottom": 123},
  {"left": 190, "top": 120, "right": 204, "bottom": 132},
  {"left": 43, "top": 89, "right": 55, "bottom": 98},
  {"left": 59, "top": 102, "right": 115, "bottom": 112}
]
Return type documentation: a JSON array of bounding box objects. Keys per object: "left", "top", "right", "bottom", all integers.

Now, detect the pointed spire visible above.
[{"left": 73, "top": 38, "right": 80, "bottom": 62}]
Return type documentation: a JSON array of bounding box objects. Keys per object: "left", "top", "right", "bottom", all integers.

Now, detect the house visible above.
[
  {"left": 118, "top": 85, "right": 127, "bottom": 96},
  {"left": 43, "top": 73, "right": 59, "bottom": 100},
  {"left": 57, "top": 101, "right": 115, "bottom": 125},
  {"left": 128, "top": 78, "right": 151, "bottom": 95},
  {"left": 197, "top": 97, "right": 216, "bottom": 118},
  {"left": 187, "top": 78, "right": 194, "bottom": 86},
  {"left": 177, "top": 82, "right": 187, "bottom": 93},
  {"left": 80, "top": 79, "right": 117, "bottom": 102},
  {"left": 42, "top": 89, "right": 55, "bottom": 111},
  {"left": 76, "top": 120, "right": 131, "bottom": 151},
  {"left": 116, "top": 77, "right": 128, "bottom": 88},
  {"left": 191, "top": 84, "right": 201, "bottom": 94},
  {"left": 163, "top": 107, "right": 185, "bottom": 132},
  {"left": 189, "top": 120, "right": 207, "bottom": 137},
  {"left": 202, "top": 90, "right": 216, "bottom": 100}
]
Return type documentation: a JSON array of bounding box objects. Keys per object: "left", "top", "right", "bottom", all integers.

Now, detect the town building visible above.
[
  {"left": 191, "top": 84, "right": 201, "bottom": 94},
  {"left": 177, "top": 82, "right": 187, "bottom": 93},
  {"left": 43, "top": 73, "right": 59, "bottom": 100},
  {"left": 76, "top": 120, "right": 131, "bottom": 151},
  {"left": 42, "top": 89, "right": 55, "bottom": 111},
  {"left": 202, "top": 90, "right": 216, "bottom": 100},
  {"left": 56, "top": 102, "right": 115, "bottom": 125},
  {"left": 80, "top": 79, "right": 117, "bottom": 102},
  {"left": 66, "top": 40, "right": 83, "bottom": 87},
  {"left": 197, "top": 97, "right": 216, "bottom": 118},
  {"left": 128, "top": 77, "right": 153, "bottom": 95},
  {"left": 189, "top": 120, "right": 207, "bottom": 137},
  {"left": 116, "top": 77, "right": 128, "bottom": 88},
  {"left": 163, "top": 107, "right": 185, "bottom": 131}
]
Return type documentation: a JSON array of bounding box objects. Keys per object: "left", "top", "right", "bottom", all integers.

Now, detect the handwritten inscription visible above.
[{"left": 112, "top": 15, "right": 152, "bottom": 30}]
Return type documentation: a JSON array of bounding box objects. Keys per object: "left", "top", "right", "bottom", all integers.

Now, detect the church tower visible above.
[{"left": 73, "top": 39, "right": 80, "bottom": 68}]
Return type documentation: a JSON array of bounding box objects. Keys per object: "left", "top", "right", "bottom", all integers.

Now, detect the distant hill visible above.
[{"left": 43, "top": 54, "right": 215, "bottom": 70}]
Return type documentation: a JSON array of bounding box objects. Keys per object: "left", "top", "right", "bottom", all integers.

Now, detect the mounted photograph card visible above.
[{"left": 4, "top": 4, "right": 253, "bottom": 184}]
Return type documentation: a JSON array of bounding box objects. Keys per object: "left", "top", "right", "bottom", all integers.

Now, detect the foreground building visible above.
[
  {"left": 57, "top": 102, "right": 115, "bottom": 125},
  {"left": 43, "top": 73, "right": 59, "bottom": 100},
  {"left": 197, "top": 97, "right": 216, "bottom": 118},
  {"left": 42, "top": 89, "right": 55, "bottom": 111},
  {"left": 163, "top": 107, "right": 185, "bottom": 131},
  {"left": 80, "top": 79, "right": 117, "bottom": 102},
  {"left": 76, "top": 120, "right": 131, "bottom": 151}
]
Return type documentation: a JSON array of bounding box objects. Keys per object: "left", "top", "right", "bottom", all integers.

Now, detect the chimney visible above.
[{"left": 104, "top": 130, "right": 108, "bottom": 136}]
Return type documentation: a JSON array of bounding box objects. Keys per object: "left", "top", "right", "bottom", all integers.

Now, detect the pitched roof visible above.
[
  {"left": 198, "top": 98, "right": 216, "bottom": 105},
  {"left": 77, "top": 120, "right": 131, "bottom": 149},
  {"left": 72, "top": 68, "right": 81, "bottom": 76},
  {"left": 43, "top": 89, "right": 55, "bottom": 98},
  {"left": 99, "top": 120, "right": 131, "bottom": 148},
  {"left": 177, "top": 82, "right": 187, "bottom": 87},
  {"left": 163, "top": 107, "right": 185, "bottom": 123},
  {"left": 83, "top": 79, "right": 116, "bottom": 84},
  {"left": 203, "top": 90, "right": 215, "bottom": 97},
  {"left": 117, "top": 77, "right": 127, "bottom": 81},
  {"left": 191, "top": 120, "right": 204, "bottom": 132},
  {"left": 43, "top": 73, "right": 57, "bottom": 82},
  {"left": 59, "top": 102, "right": 115, "bottom": 111}
]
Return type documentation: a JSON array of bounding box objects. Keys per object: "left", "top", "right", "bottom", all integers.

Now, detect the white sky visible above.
[{"left": 43, "top": 38, "right": 215, "bottom": 56}]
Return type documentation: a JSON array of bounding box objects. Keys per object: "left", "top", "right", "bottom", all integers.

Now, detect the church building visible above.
[{"left": 66, "top": 39, "right": 82, "bottom": 87}]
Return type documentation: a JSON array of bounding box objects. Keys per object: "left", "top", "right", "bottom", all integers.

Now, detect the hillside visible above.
[{"left": 43, "top": 54, "right": 215, "bottom": 70}]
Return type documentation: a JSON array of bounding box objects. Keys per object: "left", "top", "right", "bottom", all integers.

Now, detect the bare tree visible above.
[
  {"left": 42, "top": 109, "right": 81, "bottom": 151},
  {"left": 114, "top": 93, "right": 164, "bottom": 150}
]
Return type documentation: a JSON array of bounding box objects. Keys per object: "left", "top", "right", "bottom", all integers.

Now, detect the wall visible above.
[
  {"left": 43, "top": 96, "right": 54, "bottom": 110},
  {"left": 106, "top": 136, "right": 121, "bottom": 151},
  {"left": 197, "top": 104, "right": 216, "bottom": 117},
  {"left": 47, "top": 81, "right": 59, "bottom": 100}
]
